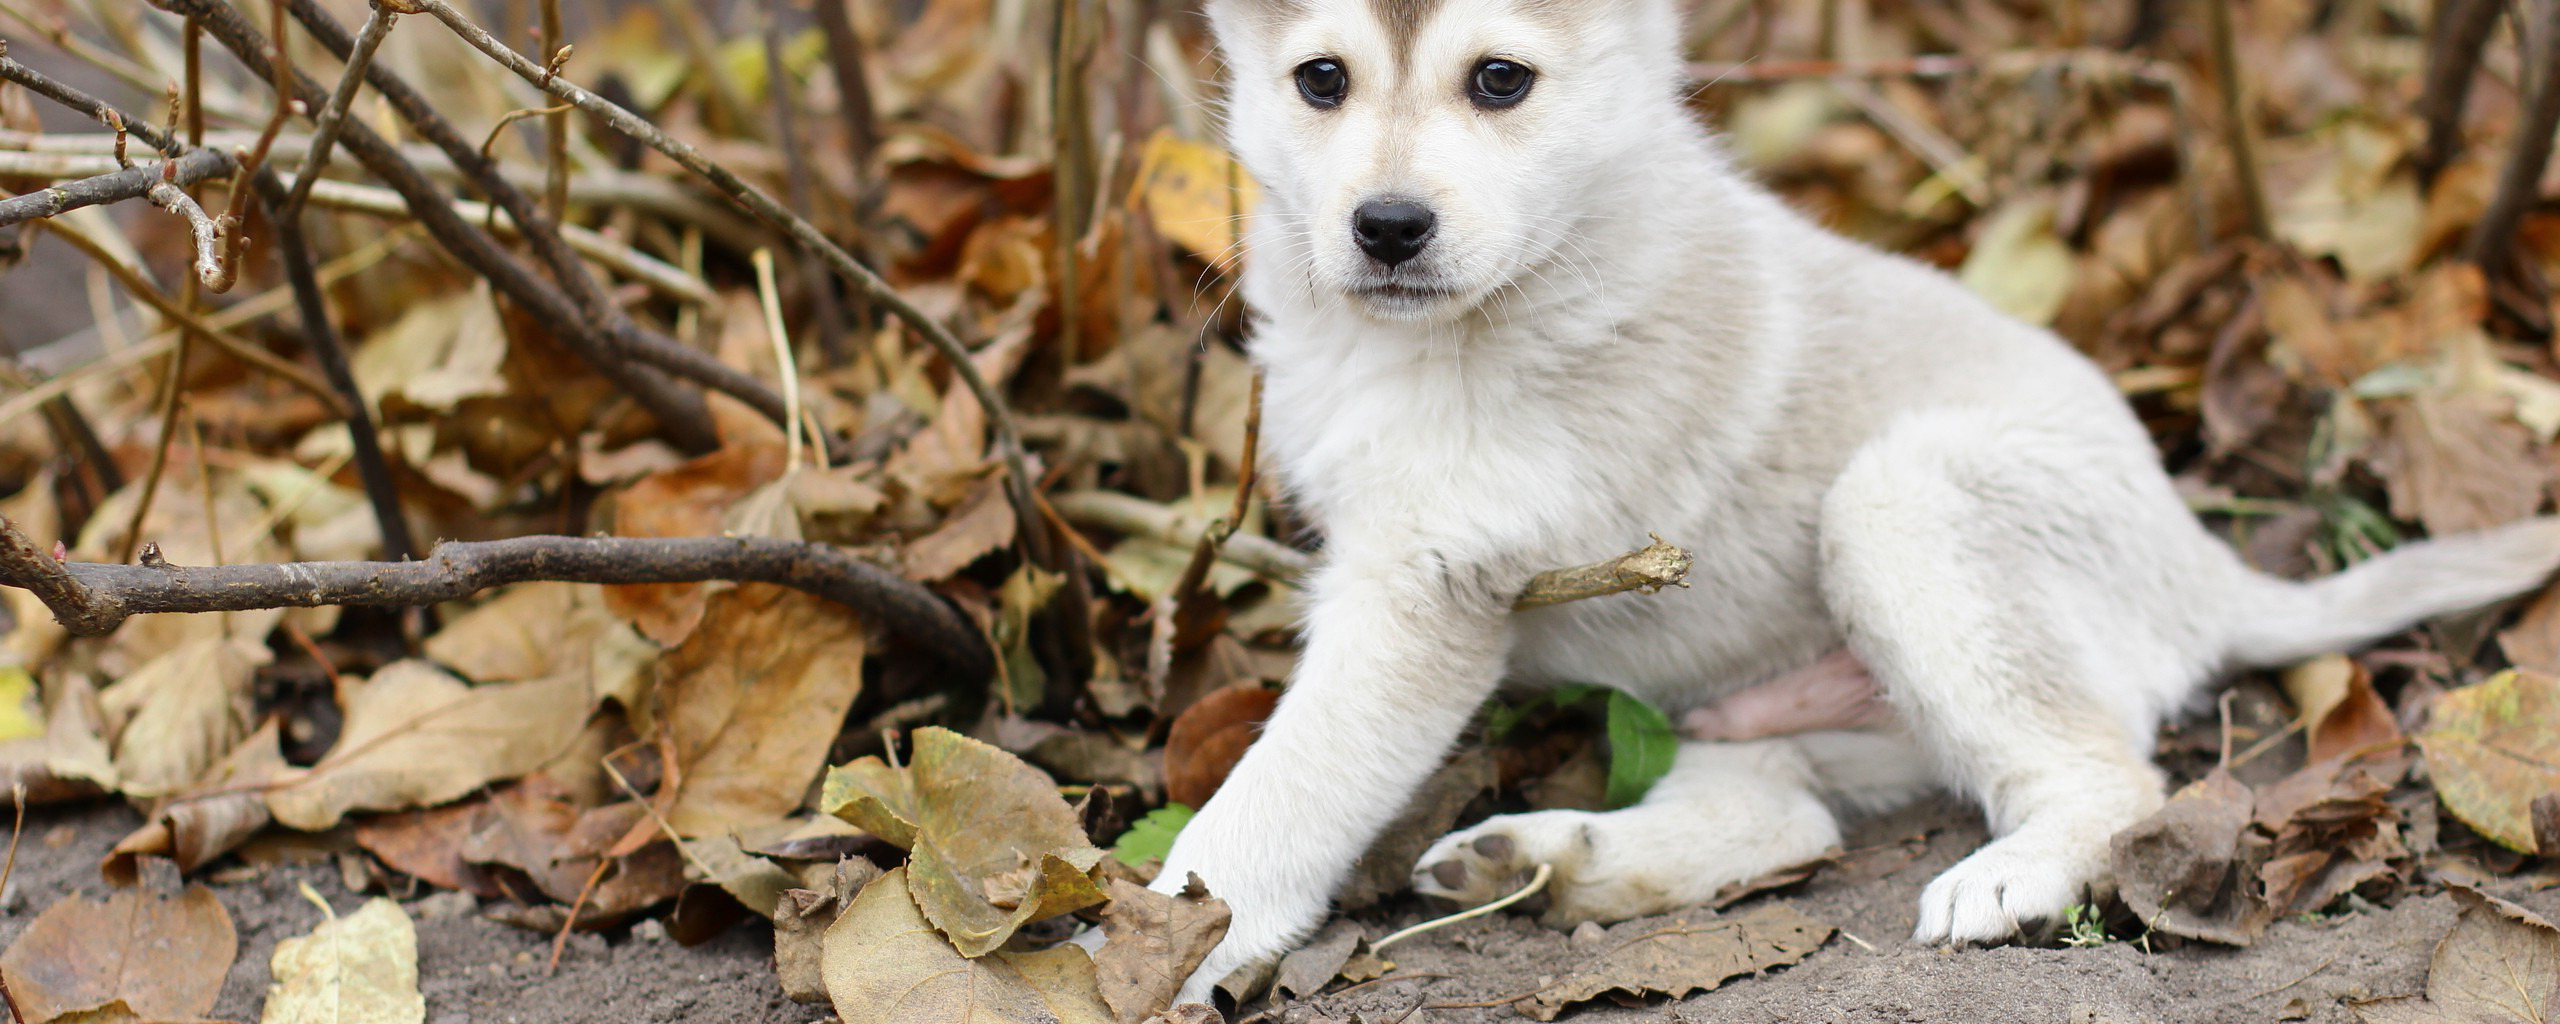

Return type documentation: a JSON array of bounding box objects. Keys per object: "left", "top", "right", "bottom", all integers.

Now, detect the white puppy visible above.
[{"left": 1150, "top": 0, "right": 2560, "bottom": 1004}]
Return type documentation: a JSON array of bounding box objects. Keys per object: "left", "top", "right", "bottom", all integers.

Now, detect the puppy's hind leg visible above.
[
  {"left": 1411, "top": 738, "right": 1851, "bottom": 926},
  {"left": 1820, "top": 410, "right": 2185, "bottom": 945}
]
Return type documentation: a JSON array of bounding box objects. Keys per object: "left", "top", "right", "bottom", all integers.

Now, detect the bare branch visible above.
[
  {"left": 0, "top": 517, "right": 991, "bottom": 681},
  {"left": 399, "top": 0, "right": 1046, "bottom": 563},
  {"left": 278, "top": 0, "right": 396, "bottom": 218},
  {"left": 2205, "top": 0, "right": 2273, "bottom": 241},
  {"left": 2417, "top": 0, "right": 2502, "bottom": 186},
  {"left": 1513, "top": 538, "right": 1694, "bottom": 610},
  {"left": 145, "top": 177, "right": 230, "bottom": 287},
  {"left": 2468, "top": 0, "right": 2560, "bottom": 279},
  {"left": 0, "top": 145, "right": 233, "bottom": 226}
]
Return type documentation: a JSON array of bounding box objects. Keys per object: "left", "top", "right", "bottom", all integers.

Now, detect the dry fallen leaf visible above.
[
  {"left": 774, "top": 856, "right": 882, "bottom": 1003},
  {"left": 97, "top": 634, "right": 268, "bottom": 798},
  {"left": 1519, "top": 903, "right": 1834, "bottom": 1021},
  {"left": 0, "top": 864, "right": 237, "bottom": 1023},
  {"left": 2282, "top": 655, "right": 2406, "bottom": 764},
  {"left": 422, "top": 583, "right": 656, "bottom": 710},
  {"left": 2374, "top": 390, "right": 2550, "bottom": 537},
  {"left": 1336, "top": 750, "right": 1497, "bottom": 913},
  {"left": 604, "top": 441, "right": 787, "bottom": 646},
  {"left": 2109, "top": 768, "right": 2272, "bottom": 945},
  {"left": 1094, "top": 876, "right": 1230, "bottom": 1023},
  {"left": 2498, "top": 584, "right": 2560, "bottom": 676},
  {"left": 656, "top": 585, "right": 867, "bottom": 837},
  {"left": 106, "top": 718, "right": 289, "bottom": 881},
  {"left": 266, "top": 661, "right": 592, "bottom": 831},
  {"left": 2416, "top": 670, "right": 2560, "bottom": 853},
  {"left": 821, "top": 866, "right": 1113, "bottom": 1024},
  {"left": 1161, "top": 684, "right": 1276, "bottom": 809},
  {"left": 901, "top": 470, "right": 1017, "bottom": 582},
  {"left": 2355, "top": 885, "right": 2560, "bottom": 1024},
  {"left": 822, "top": 727, "right": 1106, "bottom": 956},
  {"left": 0, "top": 669, "right": 118, "bottom": 805},
  {"left": 1270, "top": 919, "right": 1388, "bottom": 1002},
  {"left": 261, "top": 893, "right": 427, "bottom": 1024}
]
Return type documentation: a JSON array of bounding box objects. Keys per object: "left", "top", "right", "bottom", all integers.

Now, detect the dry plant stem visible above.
[
  {"left": 277, "top": 0, "right": 396, "bottom": 218},
  {"left": 155, "top": 0, "right": 730, "bottom": 457},
  {"left": 146, "top": 178, "right": 227, "bottom": 284},
  {"left": 1050, "top": 490, "right": 1313, "bottom": 583},
  {"left": 810, "top": 0, "right": 877, "bottom": 175},
  {"left": 2204, "top": 0, "right": 2272, "bottom": 241},
  {"left": 2467, "top": 0, "right": 2560, "bottom": 278},
  {"left": 0, "top": 519, "right": 992, "bottom": 679},
  {"left": 117, "top": 322, "right": 193, "bottom": 567},
  {"left": 272, "top": 201, "right": 419, "bottom": 560},
  {"left": 1512, "top": 537, "right": 1694, "bottom": 610},
  {"left": 32, "top": 219, "right": 347, "bottom": 414},
  {"left": 2418, "top": 0, "right": 2501, "bottom": 185},
  {"left": 762, "top": 0, "right": 845, "bottom": 365},
  {"left": 1373, "top": 863, "right": 1553, "bottom": 951},
  {"left": 0, "top": 786, "right": 20, "bottom": 1024},
  {"left": 0, "top": 140, "right": 233, "bottom": 225},
  {"left": 538, "top": 0, "right": 566, "bottom": 220},
  {"left": 401, "top": 0, "right": 1040, "bottom": 554}
]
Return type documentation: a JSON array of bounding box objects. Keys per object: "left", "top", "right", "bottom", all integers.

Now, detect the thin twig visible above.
[
  {"left": 0, "top": 519, "right": 992, "bottom": 680},
  {"left": 31, "top": 218, "right": 349, "bottom": 415},
  {"left": 1513, "top": 537, "right": 1694, "bottom": 610},
  {"left": 145, "top": 176, "right": 226, "bottom": 285},
  {"left": 538, "top": 0, "right": 568, "bottom": 221},
  {"left": 1373, "top": 863, "right": 1553, "bottom": 951},
  {"left": 200, "top": 0, "right": 304, "bottom": 294},
  {"left": 278, "top": 0, "right": 396, "bottom": 218},
  {"left": 0, "top": 141, "right": 234, "bottom": 226},
  {"left": 2467, "top": 0, "right": 2560, "bottom": 279},
  {"left": 401, "top": 0, "right": 1039, "bottom": 552},
  {"left": 2417, "top": 0, "right": 2501, "bottom": 186},
  {"left": 2204, "top": 0, "right": 2272, "bottom": 241},
  {"left": 270, "top": 194, "right": 418, "bottom": 560},
  {"left": 1, "top": 784, "right": 23, "bottom": 1024},
  {"left": 1050, "top": 490, "right": 1312, "bottom": 583}
]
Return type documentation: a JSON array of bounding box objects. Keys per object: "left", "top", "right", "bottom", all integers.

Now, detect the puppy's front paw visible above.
[{"left": 1911, "top": 834, "right": 2092, "bottom": 945}]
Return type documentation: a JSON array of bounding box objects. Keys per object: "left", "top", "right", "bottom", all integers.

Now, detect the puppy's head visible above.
[{"left": 1207, "top": 0, "right": 1685, "bottom": 322}]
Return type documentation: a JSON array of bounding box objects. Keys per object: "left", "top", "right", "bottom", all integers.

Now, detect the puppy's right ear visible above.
[{"left": 1202, "top": 0, "right": 1299, "bottom": 48}]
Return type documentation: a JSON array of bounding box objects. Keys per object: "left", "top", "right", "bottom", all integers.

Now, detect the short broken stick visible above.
[{"left": 1512, "top": 536, "right": 1693, "bottom": 610}]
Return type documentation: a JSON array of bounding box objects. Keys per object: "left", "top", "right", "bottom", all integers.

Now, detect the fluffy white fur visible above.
[{"left": 1147, "top": 0, "right": 2560, "bottom": 1004}]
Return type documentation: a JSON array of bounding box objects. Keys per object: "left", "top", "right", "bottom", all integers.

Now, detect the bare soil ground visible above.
[{"left": 17, "top": 795, "right": 2540, "bottom": 1024}]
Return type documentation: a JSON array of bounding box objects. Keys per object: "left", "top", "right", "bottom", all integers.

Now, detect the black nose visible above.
[{"left": 1353, "top": 200, "right": 1436, "bottom": 267}]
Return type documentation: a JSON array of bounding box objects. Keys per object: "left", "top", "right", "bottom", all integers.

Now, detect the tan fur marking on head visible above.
[{"left": 1372, "top": 0, "right": 1448, "bottom": 59}]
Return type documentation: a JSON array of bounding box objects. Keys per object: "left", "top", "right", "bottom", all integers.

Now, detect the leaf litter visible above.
[{"left": 6, "top": 0, "right": 2560, "bottom": 1022}]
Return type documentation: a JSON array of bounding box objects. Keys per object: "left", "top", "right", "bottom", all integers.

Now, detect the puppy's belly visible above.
[{"left": 1505, "top": 576, "right": 1838, "bottom": 714}]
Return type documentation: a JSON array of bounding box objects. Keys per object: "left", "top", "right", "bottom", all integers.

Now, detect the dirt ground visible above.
[{"left": 13, "top": 794, "right": 2544, "bottom": 1024}]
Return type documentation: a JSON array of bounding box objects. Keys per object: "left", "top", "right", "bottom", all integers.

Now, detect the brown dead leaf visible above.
[
  {"left": 901, "top": 470, "right": 1017, "bottom": 582},
  {"left": 1095, "top": 876, "right": 1230, "bottom": 1023},
  {"left": 2498, "top": 584, "right": 2560, "bottom": 675},
  {"left": 106, "top": 719, "right": 289, "bottom": 882},
  {"left": 2356, "top": 885, "right": 2560, "bottom": 1024},
  {"left": 821, "top": 727, "right": 1106, "bottom": 957},
  {"left": 97, "top": 635, "right": 268, "bottom": 799},
  {"left": 774, "top": 856, "right": 881, "bottom": 1003},
  {"left": 265, "top": 661, "right": 591, "bottom": 831},
  {"left": 656, "top": 585, "right": 866, "bottom": 837},
  {"left": 2254, "top": 759, "right": 2408, "bottom": 916},
  {"left": 2109, "top": 769, "right": 2273, "bottom": 945},
  {"left": 822, "top": 867, "right": 1113, "bottom": 1024},
  {"left": 352, "top": 797, "right": 501, "bottom": 898},
  {"left": 1519, "top": 903, "right": 1833, "bottom": 1021},
  {"left": 1162, "top": 684, "right": 1276, "bottom": 809},
  {"left": 2375, "top": 390, "right": 2550, "bottom": 537},
  {"left": 2417, "top": 670, "right": 2560, "bottom": 853},
  {"left": 0, "top": 863, "right": 236, "bottom": 1023},
  {"left": 2283, "top": 655, "right": 2406, "bottom": 763},
  {"left": 0, "top": 670, "right": 117, "bottom": 805},
  {"left": 423, "top": 584, "right": 655, "bottom": 711},
  {"left": 1336, "top": 750, "right": 1497, "bottom": 912},
  {"left": 604, "top": 442, "right": 787, "bottom": 646},
  {"left": 1271, "top": 920, "right": 1386, "bottom": 1002}
]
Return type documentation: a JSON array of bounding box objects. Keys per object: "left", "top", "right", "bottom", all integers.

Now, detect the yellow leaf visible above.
[
  {"left": 261, "top": 894, "right": 425, "bottom": 1024},
  {"left": 2416, "top": 671, "right": 2560, "bottom": 853},
  {"left": 1138, "top": 131, "right": 1258, "bottom": 261},
  {"left": 0, "top": 666, "right": 38, "bottom": 742},
  {"left": 822, "top": 867, "right": 1113, "bottom": 1024},
  {"left": 1958, "top": 197, "right": 2073, "bottom": 326}
]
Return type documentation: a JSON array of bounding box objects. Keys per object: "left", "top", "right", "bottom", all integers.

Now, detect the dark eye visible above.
[
  {"left": 1470, "top": 59, "right": 1533, "bottom": 107},
  {"left": 1296, "top": 58, "right": 1348, "bottom": 108}
]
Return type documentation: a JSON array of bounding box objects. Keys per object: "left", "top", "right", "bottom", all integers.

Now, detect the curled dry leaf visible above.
[
  {"left": 1162, "top": 684, "right": 1276, "bottom": 809},
  {"left": 261, "top": 896, "right": 426, "bottom": 1024},
  {"left": 1271, "top": 919, "right": 1388, "bottom": 1002},
  {"left": 265, "top": 661, "right": 592, "bottom": 832},
  {"left": 656, "top": 585, "right": 867, "bottom": 837},
  {"left": 2416, "top": 670, "right": 2560, "bottom": 853},
  {"left": 0, "top": 863, "right": 237, "bottom": 1023},
  {"left": 0, "top": 669, "right": 117, "bottom": 805},
  {"left": 901, "top": 470, "right": 1017, "bottom": 582},
  {"left": 106, "top": 718, "right": 289, "bottom": 881},
  {"left": 822, "top": 727, "right": 1106, "bottom": 956},
  {"left": 2109, "top": 769, "right": 2272, "bottom": 945},
  {"left": 1336, "top": 749, "right": 1497, "bottom": 913},
  {"left": 774, "top": 856, "right": 882, "bottom": 1003},
  {"left": 2282, "top": 654, "right": 2406, "bottom": 764},
  {"left": 821, "top": 866, "right": 1113, "bottom": 1024},
  {"left": 1094, "top": 876, "right": 1231, "bottom": 1024},
  {"left": 1518, "top": 903, "right": 1834, "bottom": 1021},
  {"left": 2355, "top": 885, "right": 2560, "bottom": 1024},
  {"left": 97, "top": 635, "right": 268, "bottom": 798}
]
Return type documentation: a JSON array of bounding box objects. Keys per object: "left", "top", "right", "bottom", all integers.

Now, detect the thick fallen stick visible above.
[{"left": 0, "top": 518, "right": 992, "bottom": 681}]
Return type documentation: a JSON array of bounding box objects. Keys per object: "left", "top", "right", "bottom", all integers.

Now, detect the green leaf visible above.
[
  {"left": 1603, "top": 691, "right": 1678, "bottom": 809},
  {"left": 1485, "top": 683, "right": 1607, "bottom": 742},
  {"left": 1108, "top": 804, "right": 1195, "bottom": 868}
]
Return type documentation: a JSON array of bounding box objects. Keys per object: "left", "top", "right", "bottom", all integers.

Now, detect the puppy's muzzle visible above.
[{"left": 1354, "top": 199, "right": 1436, "bottom": 267}]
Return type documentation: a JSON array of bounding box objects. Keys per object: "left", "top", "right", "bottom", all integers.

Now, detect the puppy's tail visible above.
[{"left": 2222, "top": 516, "right": 2560, "bottom": 668}]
